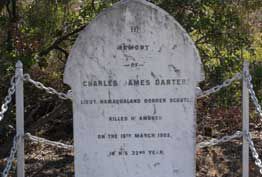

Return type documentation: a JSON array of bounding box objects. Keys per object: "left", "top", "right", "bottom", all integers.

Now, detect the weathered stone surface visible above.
[{"left": 64, "top": 0, "right": 204, "bottom": 177}]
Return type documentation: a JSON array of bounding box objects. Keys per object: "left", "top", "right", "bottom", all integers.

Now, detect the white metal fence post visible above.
[
  {"left": 16, "top": 61, "right": 25, "bottom": 177},
  {"left": 242, "top": 60, "right": 249, "bottom": 177}
]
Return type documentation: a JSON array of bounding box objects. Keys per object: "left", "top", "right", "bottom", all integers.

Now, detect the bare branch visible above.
[
  {"left": 195, "top": 34, "right": 209, "bottom": 44},
  {"left": 5, "top": 1, "right": 11, "bottom": 19},
  {"left": 54, "top": 46, "right": 69, "bottom": 63},
  {"left": 39, "top": 25, "right": 86, "bottom": 57},
  {"left": 92, "top": 0, "right": 97, "bottom": 12},
  {"left": 11, "top": 0, "right": 16, "bottom": 22}
]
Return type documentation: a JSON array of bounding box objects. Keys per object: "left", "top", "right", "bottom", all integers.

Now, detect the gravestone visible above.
[{"left": 64, "top": 0, "right": 204, "bottom": 177}]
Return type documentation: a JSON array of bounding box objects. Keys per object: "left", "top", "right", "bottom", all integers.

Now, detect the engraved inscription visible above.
[
  {"left": 131, "top": 26, "right": 140, "bottom": 33},
  {"left": 64, "top": 1, "right": 204, "bottom": 177},
  {"left": 117, "top": 44, "right": 149, "bottom": 51}
]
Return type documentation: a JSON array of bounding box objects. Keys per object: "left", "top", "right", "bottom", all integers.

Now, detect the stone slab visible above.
[{"left": 64, "top": 0, "right": 204, "bottom": 177}]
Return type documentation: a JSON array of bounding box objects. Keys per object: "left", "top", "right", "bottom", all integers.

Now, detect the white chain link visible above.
[
  {"left": 244, "top": 132, "right": 262, "bottom": 175},
  {"left": 197, "top": 72, "right": 242, "bottom": 98},
  {"left": 245, "top": 73, "right": 262, "bottom": 117},
  {"left": 197, "top": 131, "right": 242, "bottom": 149},
  {"left": 25, "top": 133, "right": 73, "bottom": 150},
  {"left": 23, "top": 74, "right": 72, "bottom": 100},
  {"left": 0, "top": 75, "right": 17, "bottom": 122},
  {"left": 1, "top": 135, "right": 18, "bottom": 177}
]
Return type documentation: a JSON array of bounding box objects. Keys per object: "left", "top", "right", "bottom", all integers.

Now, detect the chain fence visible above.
[
  {"left": 0, "top": 75, "right": 18, "bottom": 177},
  {"left": 1, "top": 69, "right": 262, "bottom": 175},
  {"left": 23, "top": 72, "right": 243, "bottom": 101},
  {"left": 244, "top": 132, "right": 262, "bottom": 175},
  {"left": 22, "top": 72, "right": 243, "bottom": 101},
  {"left": 25, "top": 131, "right": 243, "bottom": 151},
  {"left": 23, "top": 74, "right": 72, "bottom": 100},
  {"left": 197, "top": 72, "right": 242, "bottom": 98},
  {"left": 0, "top": 75, "right": 17, "bottom": 122},
  {"left": 197, "top": 131, "right": 242, "bottom": 149},
  {"left": 1, "top": 135, "right": 18, "bottom": 177},
  {"left": 25, "top": 131, "right": 246, "bottom": 152},
  {"left": 25, "top": 133, "right": 73, "bottom": 150},
  {"left": 246, "top": 73, "right": 262, "bottom": 118}
]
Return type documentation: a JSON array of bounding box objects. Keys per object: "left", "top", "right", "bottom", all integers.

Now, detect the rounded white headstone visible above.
[{"left": 64, "top": 0, "right": 204, "bottom": 177}]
